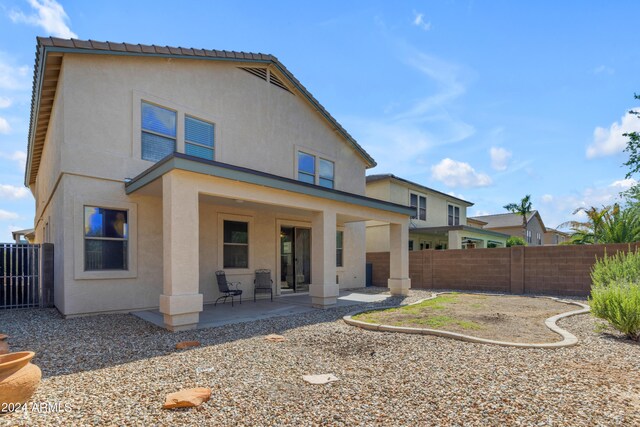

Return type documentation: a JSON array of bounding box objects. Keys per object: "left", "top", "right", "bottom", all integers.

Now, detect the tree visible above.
[
  {"left": 561, "top": 206, "right": 610, "bottom": 244},
  {"left": 561, "top": 204, "right": 640, "bottom": 244},
  {"left": 622, "top": 93, "right": 640, "bottom": 202},
  {"left": 503, "top": 195, "right": 533, "bottom": 242},
  {"left": 506, "top": 236, "right": 526, "bottom": 247}
]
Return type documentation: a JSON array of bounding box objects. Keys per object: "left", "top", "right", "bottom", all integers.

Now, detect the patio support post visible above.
[
  {"left": 159, "top": 171, "right": 203, "bottom": 331},
  {"left": 310, "top": 209, "right": 338, "bottom": 307},
  {"left": 448, "top": 230, "right": 462, "bottom": 250},
  {"left": 388, "top": 221, "right": 411, "bottom": 295}
]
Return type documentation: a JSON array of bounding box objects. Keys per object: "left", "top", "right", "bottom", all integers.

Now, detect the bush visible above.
[
  {"left": 589, "top": 249, "right": 640, "bottom": 340},
  {"left": 506, "top": 236, "right": 526, "bottom": 247},
  {"left": 589, "top": 281, "right": 640, "bottom": 341},
  {"left": 591, "top": 248, "right": 640, "bottom": 287}
]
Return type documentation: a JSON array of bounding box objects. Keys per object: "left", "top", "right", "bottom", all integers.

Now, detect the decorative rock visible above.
[
  {"left": 264, "top": 334, "right": 286, "bottom": 342},
  {"left": 0, "top": 351, "right": 41, "bottom": 407},
  {"left": 162, "top": 387, "right": 211, "bottom": 409},
  {"left": 0, "top": 335, "right": 8, "bottom": 355},
  {"left": 302, "top": 374, "right": 339, "bottom": 385},
  {"left": 175, "top": 341, "right": 200, "bottom": 350}
]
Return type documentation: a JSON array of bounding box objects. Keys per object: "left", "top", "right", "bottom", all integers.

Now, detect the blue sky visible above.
[{"left": 0, "top": 0, "right": 639, "bottom": 241}]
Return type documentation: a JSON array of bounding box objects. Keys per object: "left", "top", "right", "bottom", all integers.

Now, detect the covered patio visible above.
[
  {"left": 132, "top": 289, "right": 393, "bottom": 329},
  {"left": 126, "top": 153, "right": 414, "bottom": 331}
]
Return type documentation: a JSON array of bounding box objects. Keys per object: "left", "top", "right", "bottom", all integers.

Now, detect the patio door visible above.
[{"left": 280, "top": 226, "right": 311, "bottom": 292}]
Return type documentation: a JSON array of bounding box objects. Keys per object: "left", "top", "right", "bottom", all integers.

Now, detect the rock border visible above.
[{"left": 343, "top": 292, "right": 591, "bottom": 348}]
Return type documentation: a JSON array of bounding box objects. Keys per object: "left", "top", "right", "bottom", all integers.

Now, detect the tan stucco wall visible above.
[{"left": 56, "top": 53, "right": 367, "bottom": 195}]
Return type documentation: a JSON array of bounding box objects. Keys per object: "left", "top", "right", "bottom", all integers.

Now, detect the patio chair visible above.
[
  {"left": 214, "top": 270, "right": 242, "bottom": 306},
  {"left": 254, "top": 269, "right": 273, "bottom": 302}
]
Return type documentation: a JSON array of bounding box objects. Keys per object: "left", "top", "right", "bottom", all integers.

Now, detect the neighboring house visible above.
[
  {"left": 544, "top": 228, "right": 571, "bottom": 245},
  {"left": 25, "top": 37, "right": 413, "bottom": 331},
  {"left": 470, "top": 211, "right": 547, "bottom": 246},
  {"left": 11, "top": 228, "right": 35, "bottom": 244},
  {"left": 365, "top": 174, "right": 508, "bottom": 251}
]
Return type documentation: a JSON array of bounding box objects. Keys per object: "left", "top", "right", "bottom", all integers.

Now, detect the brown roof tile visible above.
[
  {"left": 89, "top": 40, "right": 110, "bottom": 50},
  {"left": 108, "top": 42, "right": 127, "bottom": 52}
]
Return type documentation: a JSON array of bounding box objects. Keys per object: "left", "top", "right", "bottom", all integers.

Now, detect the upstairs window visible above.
[
  {"left": 410, "top": 194, "right": 427, "bottom": 221},
  {"left": 297, "top": 152, "right": 315, "bottom": 184},
  {"left": 536, "top": 232, "right": 541, "bottom": 245},
  {"left": 527, "top": 230, "right": 532, "bottom": 244},
  {"left": 185, "top": 116, "right": 215, "bottom": 160},
  {"left": 297, "top": 151, "right": 335, "bottom": 188},
  {"left": 448, "top": 205, "right": 460, "bottom": 226},
  {"left": 84, "top": 207, "right": 128, "bottom": 271},
  {"left": 141, "top": 102, "right": 176, "bottom": 162},
  {"left": 319, "top": 159, "right": 335, "bottom": 189}
]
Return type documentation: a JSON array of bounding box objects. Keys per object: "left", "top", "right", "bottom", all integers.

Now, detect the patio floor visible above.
[{"left": 132, "top": 290, "right": 392, "bottom": 329}]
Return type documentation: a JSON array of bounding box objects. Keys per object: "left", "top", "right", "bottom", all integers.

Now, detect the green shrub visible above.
[
  {"left": 591, "top": 248, "right": 640, "bottom": 287},
  {"left": 506, "top": 236, "right": 526, "bottom": 247},
  {"left": 589, "top": 248, "right": 640, "bottom": 340},
  {"left": 589, "top": 281, "right": 640, "bottom": 341}
]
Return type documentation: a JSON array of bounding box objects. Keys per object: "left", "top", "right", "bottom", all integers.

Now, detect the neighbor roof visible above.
[
  {"left": 25, "top": 37, "right": 377, "bottom": 186},
  {"left": 470, "top": 211, "right": 546, "bottom": 231},
  {"left": 366, "top": 174, "right": 474, "bottom": 206}
]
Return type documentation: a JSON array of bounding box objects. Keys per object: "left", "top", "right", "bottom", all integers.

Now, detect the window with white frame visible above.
[
  {"left": 336, "top": 230, "right": 344, "bottom": 267},
  {"left": 448, "top": 205, "right": 460, "bottom": 226},
  {"left": 84, "top": 206, "right": 128, "bottom": 271},
  {"left": 185, "top": 116, "right": 215, "bottom": 160},
  {"left": 536, "top": 232, "right": 541, "bottom": 245},
  {"left": 526, "top": 230, "right": 532, "bottom": 244},
  {"left": 297, "top": 151, "right": 335, "bottom": 188},
  {"left": 223, "top": 220, "right": 249, "bottom": 269},
  {"left": 141, "top": 102, "right": 176, "bottom": 162},
  {"left": 410, "top": 194, "right": 427, "bottom": 221}
]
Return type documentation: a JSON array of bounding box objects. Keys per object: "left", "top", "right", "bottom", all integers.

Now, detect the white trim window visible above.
[
  {"left": 84, "top": 206, "right": 128, "bottom": 271},
  {"left": 448, "top": 204, "right": 460, "bottom": 226},
  {"left": 410, "top": 193, "right": 427, "bottom": 221},
  {"left": 297, "top": 151, "right": 335, "bottom": 188},
  {"left": 185, "top": 115, "right": 215, "bottom": 160},
  {"left": 223, "top": 220, "right": 249, "bottom": 269},
  {"left": 536, "top": 232, "right": 541, "bottom": 245},
  {"left": 141, "top": 101, "right": 177, "bottom": 162},
  {"left": 527, "top": 230, "right": 532, "bottom": 244}
]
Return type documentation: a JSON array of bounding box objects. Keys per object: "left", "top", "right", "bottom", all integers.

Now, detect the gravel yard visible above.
[{"left": 1, "top": 288, "right": 639, "bottom": 426}]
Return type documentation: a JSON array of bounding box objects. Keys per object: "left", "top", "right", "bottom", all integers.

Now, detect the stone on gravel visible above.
[
  {"left": 264, "top": 334, "right": 286, "bottom": 342},
  {"left": 162, "top": 387, "right": 211, "bottom": 409},
  {"left": 302, "top": 374, "right": 339, "bottom": 385},
  {"left": 175, "top": 340, "right": 200, "bottom": 349}
]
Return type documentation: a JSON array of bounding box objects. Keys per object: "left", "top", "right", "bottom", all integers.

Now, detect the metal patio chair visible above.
[
  {"left": 214, "top": 270, "right": 242, "bottom": 306},
  {"left": 254, "top": 269, "right": 273, "bottom": 302}
]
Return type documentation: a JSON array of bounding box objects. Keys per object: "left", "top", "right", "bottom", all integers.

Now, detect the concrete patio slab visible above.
[{"left": 133, "top": 290, "right": 392, "bottom": 330}]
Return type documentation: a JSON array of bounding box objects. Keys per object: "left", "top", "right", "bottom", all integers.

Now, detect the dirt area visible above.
[{"left": 354, "top": 293, "right": 578, "bottom": 343}]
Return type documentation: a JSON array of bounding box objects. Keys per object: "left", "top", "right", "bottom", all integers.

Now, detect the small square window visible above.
[
  {"left": 84, "top": 207, "right": 128, "bottom": 271},
  {"left": 185, "top": 116, "right": 215, "bottom": 160},
  {"left": 141, "top": 102, "right": 176, "bottom": 162}
]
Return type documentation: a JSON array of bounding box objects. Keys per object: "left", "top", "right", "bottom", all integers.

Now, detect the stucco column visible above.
[
  {"left": 448, "top": 230, "right": 462, "bottom": 250},
  {"left": 159, "top": 171, "right": 203, "bottom": 331},
  {"left": 388, "top": 221, "right": 411, "bottom": 295},
  {"left": 310, "top": 209, "right": 338, "bottom": 307}
]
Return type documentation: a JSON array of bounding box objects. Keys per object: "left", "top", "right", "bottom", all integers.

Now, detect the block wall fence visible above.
[{"left": 366, "top": 243, "right": 640, "bottom": 296}]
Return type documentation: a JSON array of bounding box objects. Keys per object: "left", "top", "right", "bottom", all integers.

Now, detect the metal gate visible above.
[{"left": 0, "top": 243, "right": 54, "bottom": 309}]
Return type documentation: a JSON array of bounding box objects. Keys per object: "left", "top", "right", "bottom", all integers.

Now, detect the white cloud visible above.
[
  {"left": 0, "top": 57, "right": 30, "bottom": 91},
  {"left": 431, "top": 158, "right": 492, "bottom": 188},
  {"left": 541, "top": 194, "right": 554, "bottom": 203},
  {"left": 0, "top": 210, "right": 19, "bottom": 220},
  {"left": 609, "top": 178, "right": 637, "bottom": 189},
  {"left": 489, "top": 146, "right": 512, "bottom": 171},
  {"left": 593, "top": 65, "right": 614, "bottom": 75},
  {"left": 0, "top": 184, "right": 30, "bottom": 199},
  {"left": 447, "top": 191, "right": 466, "bottom": 200},
  {"left": 586, "top": 108, "right": 640, "bottom": 158},
  {"left": 471, "top": 209, "right": 491, "bottom": 217},
  {"left": 412, "top": 12, "right": 431, "bottom": 31},
  {"left": 0, "top": 97, "right": 11, "bottom": 108},
  {"left": 0, "top": 117, "right": 10, "bottom": 134},
  {"left": 9, "top": 0, "right": 77, "bottom": 38},
  {"left": 0, "top": 150, "right": 27, "bottom": 170}
]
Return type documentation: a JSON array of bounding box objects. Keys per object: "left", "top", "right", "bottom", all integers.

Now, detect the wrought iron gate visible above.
[{"left": 0, "top": 243, "right": 54, "bottom": 309}]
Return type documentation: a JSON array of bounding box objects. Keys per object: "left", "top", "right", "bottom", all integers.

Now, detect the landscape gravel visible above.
[{"left": 0, "top": 288, "right": 638, "bottom": 426}]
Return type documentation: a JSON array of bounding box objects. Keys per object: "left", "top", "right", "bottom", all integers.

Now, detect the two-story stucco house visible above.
[
  {"left": 25, "top": 37, "right": 414, "bottom": 330},
  {"left": 365, "top": 174, "right": 508, "bottom": 251},
  {"left": 469, "top": 211, "right": 547, "bottom": 246}
]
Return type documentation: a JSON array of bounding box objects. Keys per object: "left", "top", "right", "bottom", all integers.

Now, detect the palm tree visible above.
[
  {"left": 560, "top": 206, "right": 610, "bottom": 244},
  {"left": 561, "top": 204, "right": 640, "bottom": 244},
  {"left": 503, "top": 195, "right": 533, "bottom": 242}
]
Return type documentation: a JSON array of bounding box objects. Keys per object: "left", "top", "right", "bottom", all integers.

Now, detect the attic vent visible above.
[
  {"left": 269, "top": 72, "right": 292, "bottom": 94},
  {"left": 240, "top": 67, "right": 267, "bottom": 81}
]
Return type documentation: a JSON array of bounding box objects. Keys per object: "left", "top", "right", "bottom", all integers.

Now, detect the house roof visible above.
[
  {"left": 366, "top": 174, "right": 474, "bottom": 206},
  {"left": 470, "top": 210, "right": 546, "bottom": 232},
  {"left": 25, "top": 37, "right": 377, "bottom": 186},
  {"left": 125, "top": 152, "right": 414, "bottom": 216},
  {"left": 411, "top": 225, "right": 511, "bottom": 239}
]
